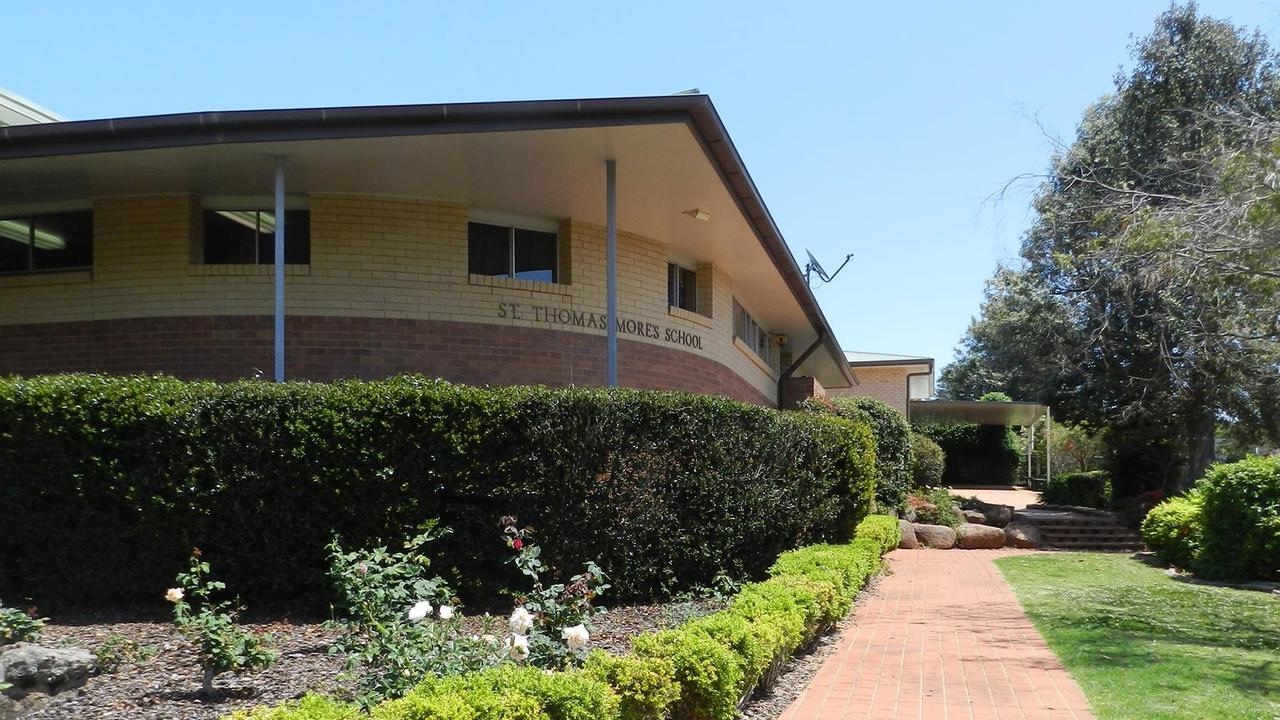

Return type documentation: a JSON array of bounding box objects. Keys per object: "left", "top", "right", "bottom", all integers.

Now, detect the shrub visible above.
[
  {"left": 235, "top": 514, "right": 901, "bottom": 720},
  {"left": 633, "top": 628, "right": 741, "bottom": 720},
  {"left": 916, "top": 395, "right": 1022, "bottom": 486},
  {"left": 373, "top": 665, "right": 618, "bottom": 720},
  {"left": 326, "top": 523, "right": 499, "bottom": 706},
  {"left": 583, "top": 652, "right": 679, "bottom": 720},
  {"left": 0, "top": 602, "right": 44, "bottom": 645},
  {"left": 226, "top": 694, "right": 362, "bottom": 720},
  {"left": 802, "top": 395, "right": 912, "bottom": 510},
  {"left": 1042, "top": 471, "right": 1113, "bottom": 508},
  {"left": 1194, "top": 455, "right": 1280, "bottom": 581},
  {"left": 907, "top": 488, "right": 962, "bottom": 527},
  {"left": 1141, "top": 492, "right": 1204, "bottom": 570},
  {"left": 166, "top": 549, "right": 275, "bottom": 696},
  {"left": 501, "top": 518, "right": 608, "bottom": 668},
  {"left": 853, "top": 514, "right": 901, "bottom": 555},
  {"left": 909, "top": 432, "right": 945, "bottom": 489},
  {"left": 0, "top": 375, "right": 877, "bottom": 607}
]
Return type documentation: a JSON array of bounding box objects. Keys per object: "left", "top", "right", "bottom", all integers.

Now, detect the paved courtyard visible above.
[
  {"left": 779, "top": 549, "right": 1094, "bottom": 720},
  {"left": 948, "top": 486, "right": 1042, "bottom": 510}
]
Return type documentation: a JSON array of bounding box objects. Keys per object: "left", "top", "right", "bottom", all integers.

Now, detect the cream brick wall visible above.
[
  {"left": 829, "top": 364, "right": 930, "bottom": 415},
  {"left": 0, "top": 193, "right": 781, "bottom": 401}
]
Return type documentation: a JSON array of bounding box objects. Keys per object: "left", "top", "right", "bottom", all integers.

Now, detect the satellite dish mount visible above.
[{"left": 804, "top": 250, "right": 854, "bottom": 287}]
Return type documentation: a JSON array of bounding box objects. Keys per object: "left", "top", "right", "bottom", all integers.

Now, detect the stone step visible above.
[
  {"left": 1045, "top": 539, "right": 1146, "bottom": 551},
  {"left": 1038, "top": 525, "right": 1139, "bottom": 534},
  {"left": 1042, "top": 533, "right": 1142, "bottom": 541}
]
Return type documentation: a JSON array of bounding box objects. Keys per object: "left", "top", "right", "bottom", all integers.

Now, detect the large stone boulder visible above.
[
  {"left": 911, "top": 523, "right": 956, "bottom": 549},
  {"left": 960, "top": 501, "right": 1014, "bottom": 527},
  {"left": 898, "top": 520, "right": 920, "bottom": 549},
  {"left": 1004, "top": 522, "right": 1041, "bottom": 549},
  {"left": 0, "top": 643, "right": 95, "bottom": 700},
  {"left": 956, "top": 523, "right": 1006, "bottom": 549}
]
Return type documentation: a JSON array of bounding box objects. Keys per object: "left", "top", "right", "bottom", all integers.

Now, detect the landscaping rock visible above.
[
  {"left": 961, "top": 509, "right": 987, "bottom": 525},
  {"left": 1004, "top": 522, "right": 1041, "bottom": 549},
  {"left": 961, "top": 500, "right": 1013, "bottom": 527},
  {"left": 956, "top": 523, "right": 1006, "bottom": 549},
  {"left": 911, "top": 523, "right": 956, "bottom": 549},
  {"left": 0, "top": 643, "right": 95, "bottom": 700},
  {"left": 898, "top": 520, "right": 919, "bottom": 549}
]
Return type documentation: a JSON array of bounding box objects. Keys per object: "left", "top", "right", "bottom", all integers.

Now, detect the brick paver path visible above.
[{"left": 779, "top": 549, "right": 1094, "bottom": 720}]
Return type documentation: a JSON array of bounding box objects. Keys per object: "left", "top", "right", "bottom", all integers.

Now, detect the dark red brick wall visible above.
[{"left": 0, "top": 315, "right": 775, "bottom": 406}]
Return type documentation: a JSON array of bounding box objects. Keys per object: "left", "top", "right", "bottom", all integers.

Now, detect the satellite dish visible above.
[
  {"left": 804, "top": 249, "right": 854, "bottom": 287},
  {"left": 806, "top": 250, "right": 831, "bottom": 282}
]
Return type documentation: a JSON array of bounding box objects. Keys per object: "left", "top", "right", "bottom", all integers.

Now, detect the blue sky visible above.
[{"left": 7, "top": 1, "right": 1280, "bottom": 370}]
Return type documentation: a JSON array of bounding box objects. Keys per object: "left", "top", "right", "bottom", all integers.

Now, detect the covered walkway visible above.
[{"left": 779, "top": 550, "right": 1093, "bottom": 720}]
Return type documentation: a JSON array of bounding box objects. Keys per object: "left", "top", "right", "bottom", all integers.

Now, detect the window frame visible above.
[
  {"left": 733, "top": 298, "right": 779, "bottom": 373},
  {"left": 467, "top": 211, "right": 560, "bottom": 284},
  {"left": 0, "top": 209, "right": 94, "bottom": 276},
  {"left": 199, "top": 200, "right": 311, "bottom": 266},
  {"left": 667, "top": 262, "right": 698, "bottom": 312}
]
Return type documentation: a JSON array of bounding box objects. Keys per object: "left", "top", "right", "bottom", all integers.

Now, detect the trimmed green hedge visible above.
[
  {"left": 1042, "top": 471, "right": 1113, "bottom": 509},
  {"left": 803, "top": 396, "right": 911, "bottom": 510},
  {"left": 1196, "top": 455, "right": 1280, "bottom": 581},
  {"left": 915, "top": 421, "right": 1022, "bottom": 486},
  {"left": 1140, "top": 492, "right": 1203, "bottom": 570},
  {"left": 908, "top": 432, "right": 945, "bottom": 489},
  {"left": 0, "top": 374, "right": 878, "bottom": 606},
  {"left": 221, "top": 515, "right": 900, "bottom": 720}
]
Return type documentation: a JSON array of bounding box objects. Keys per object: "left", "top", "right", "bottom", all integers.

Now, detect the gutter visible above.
[{"left": 0, "top": 94, "right": 855, "bottom": 388}]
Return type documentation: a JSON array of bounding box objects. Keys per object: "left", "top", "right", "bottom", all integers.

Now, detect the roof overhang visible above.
[
  {"left": 908, "top": 399, "right": 1048, "bottom": 426},
  {"left": 0, "top": 95, "right": 854, "bottom": 387}
]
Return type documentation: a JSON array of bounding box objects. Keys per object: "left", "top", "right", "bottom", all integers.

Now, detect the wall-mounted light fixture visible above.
[{"left": 683, "top": 208, "right": 711, "bottom": 222}]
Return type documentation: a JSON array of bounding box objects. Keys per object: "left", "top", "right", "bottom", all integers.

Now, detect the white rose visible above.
[
  {"left": 508, "top": 634, "right": 530, "bottom": 661},
  {"left": 561, "top": 623, "right": 590, "bottom": 650},
  {"left": 481, "top": 634, "right": 498, "bottom": 644},
  {"left": 509, "top": 607, "right": 534, "bottom": 634},
  {"left": 408, "top": 600, "right": 433, "bottom": 622},
  {"left": 164, "top": 588, "right": 184, "bottom": 604},
  {"left": 437, "top": 605, "right": 455, "bottom": 620}
]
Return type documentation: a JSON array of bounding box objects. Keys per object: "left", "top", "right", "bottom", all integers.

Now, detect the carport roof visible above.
[{"left": 908, "top": 399, "right": 1048, "bottom": 426}]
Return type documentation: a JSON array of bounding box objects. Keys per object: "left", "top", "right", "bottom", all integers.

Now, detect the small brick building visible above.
[
  {"left": 829, "top": 352, "right": 935, "bottom": 415},
  {"left": 0, "top": 94, "right": 855, "bottom": 407}
]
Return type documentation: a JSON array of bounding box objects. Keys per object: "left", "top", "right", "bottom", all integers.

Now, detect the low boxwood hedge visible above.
[
  {"left": 222, "top": 515, "right": 900, "bottom": 720},
  {"left": 0, "top": 374, "right": 877, "bottom": 606}
]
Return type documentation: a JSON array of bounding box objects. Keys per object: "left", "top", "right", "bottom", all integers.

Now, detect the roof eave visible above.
[{"left": 0, "top": 95, "right": 854, "bottom": 386}]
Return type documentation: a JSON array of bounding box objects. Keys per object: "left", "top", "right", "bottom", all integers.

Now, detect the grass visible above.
[{"left": 995, "top": 553, "right": 1280, "bottom": 720}]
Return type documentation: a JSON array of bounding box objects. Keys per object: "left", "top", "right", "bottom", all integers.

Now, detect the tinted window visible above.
[
  {"left": 468, "top": 222, "right": 512, "bottom": 277},
  {"left": 0, "top": 218, "right": 32, "bottom": 273},
  {"left": 203, "top": 210, "right": 310, "bottom": 265},
  {"left": 514, "top": 228, "right": 557, "bottom": 283},
  {"left": 668, "top": 263, "right": 697, "bottom": 311},
  {"left": 0, "top": 212, "right": 93, "bottom": 274},
  {"left": 32, "top": 211, "right": 93, "bottom": 270}
]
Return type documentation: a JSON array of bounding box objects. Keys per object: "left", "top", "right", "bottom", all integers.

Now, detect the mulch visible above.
[{"left": 16, "top": 599, "right": 724, "bottom": 719}]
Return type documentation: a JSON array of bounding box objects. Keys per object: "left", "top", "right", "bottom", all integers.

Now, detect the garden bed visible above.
[{"left": 16, "top": 599, "right": 726, "bottom": 720}]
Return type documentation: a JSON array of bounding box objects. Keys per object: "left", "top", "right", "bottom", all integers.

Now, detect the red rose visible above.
[{"left": 513, "top": 538, "right": 523, "bottom": 551}]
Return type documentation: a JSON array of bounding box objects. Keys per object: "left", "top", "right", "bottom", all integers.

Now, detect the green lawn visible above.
[{"left": 995, "top": 553, "right": 1280, "bottom": 720}]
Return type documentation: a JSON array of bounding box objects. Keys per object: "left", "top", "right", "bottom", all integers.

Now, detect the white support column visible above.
[
  {"left": 274, "top": 157, "right": 286, "bottom": 383},
  {"left": 1044, "top": 406, "right": 1052, "bottom": 485},
  {"left": 605, "top": 159, "right": 618, "bottom": 387}
]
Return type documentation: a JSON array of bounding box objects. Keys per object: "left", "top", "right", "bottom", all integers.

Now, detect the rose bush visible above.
[{"left": 167, "top": 548, "right": 275, "bottom": 696}]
